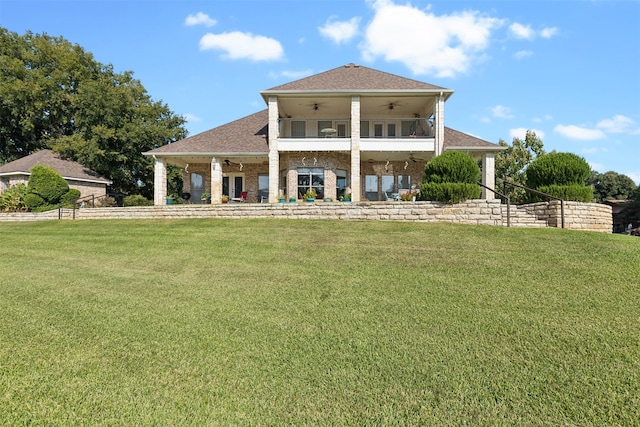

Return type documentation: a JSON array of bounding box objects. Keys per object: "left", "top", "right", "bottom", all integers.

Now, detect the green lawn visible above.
[{"left": 1, "top": 219, "right": 638, "bottom": 426}]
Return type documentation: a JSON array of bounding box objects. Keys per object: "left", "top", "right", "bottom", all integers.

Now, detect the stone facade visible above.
[{"left": 0, "top": 200, "right": 613, "bottom": 233}]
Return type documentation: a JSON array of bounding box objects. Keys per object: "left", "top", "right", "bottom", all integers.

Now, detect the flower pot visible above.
[
  {"left": 166, "top": 198, "right": 174, "bottom": 204},
  {"left": 289, "top": 198, "right": 296, "bottom": 203},
  {"left": 278, "top": 199, "right": 286, "bottom": 203},
  {"left": 306, "top": 198, "right": 315, "bottom": 202}
]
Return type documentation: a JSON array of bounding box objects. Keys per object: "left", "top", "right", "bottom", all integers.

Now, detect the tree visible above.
[
  {"left": 495, "top": 130, "right": 545, "bottom": 203},
  {"left": 587, "top": 170, "right": 637, "bottom": 202},
  {"left": 419, "top": 151, "right": 481, "bottom": 203},
  {"left": 0, "top": 28, "right": 187, "bottom": 198}
]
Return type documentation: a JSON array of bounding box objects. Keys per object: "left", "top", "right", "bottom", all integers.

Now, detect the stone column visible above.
[
  {"left": 210, "top": 157, "right": 222, "bottom": 203},
  {"left": 268, "top": 96, "right": 280, "bottom": 203},
  {"left": 481, "top": 152, "right": 495, "bottom": 200},
  {"left": 350, "top": 96, "right": 361, "bottom": 202},
  {"left": 153, "top": 156, "right": 167, "bottom": 205},
  {"left": 434, "top": 94, "right": 445, "bottom": 155}
]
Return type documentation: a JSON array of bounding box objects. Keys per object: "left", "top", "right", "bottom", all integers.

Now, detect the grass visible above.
[{"left": 0, "top": 218, "right": 639, "bottom": 426}]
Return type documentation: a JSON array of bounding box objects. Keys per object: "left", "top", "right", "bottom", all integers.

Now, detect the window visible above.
[
  {"left": 297, "top": 167, "right": 324, "bottom": 199},
  {"left": 398, "top": 175, "right": 411, "bottom": 192},
  {"left": 191, "top": 173, "right": 204, "bottom": 203},
  {"left": 382, "top": 175, "right": 394, "bottom": 199},
  {"left": 318, "top": 120, "right": 332, "bottom": 137},
  {"left": 337, "top": 122, "right": 347, "bottom": 137},
  {"left": 387, "top": 123, "right": 396, "bottom": 138},
  {"left": 365, "top": 175, "right": 378, "bottom": 201},
  {"left": 374, "top": 123, "right": 383, "bottom": 138},
  {"left": 258, "top": 174, "right": 269, "bottom": 202},
  {"left": 291, "top": 121, "right": 306, "bottom": 137},
  {"left": 336, "top": 169, "right": 348, "bottom": 198},
  {"left": 360, "top": 120, "right": 370, "bottom": 137}
]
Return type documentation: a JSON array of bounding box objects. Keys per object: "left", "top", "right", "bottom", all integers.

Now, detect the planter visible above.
[
  {"left": 289, "top": 198, "right": 296, "bottom": 203},
  {"left": 306, "top": 198, "right": 315, "bottom": 202},
  {"left": 342, "top": 198, "right": 351, "bottom": 202},
  {"left": 166, "top": 198, "right": 174, "bottom": 204},
  {"left": 278, "top": 199, "right": 286, "bottom": 203}
]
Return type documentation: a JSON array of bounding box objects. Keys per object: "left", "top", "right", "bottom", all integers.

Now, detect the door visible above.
[{"left": 223, "top": 174, "right": 244, "bottom": 198}]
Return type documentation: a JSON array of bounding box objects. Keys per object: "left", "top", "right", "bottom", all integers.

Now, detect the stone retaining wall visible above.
[{"left": 0, "top": 199, "right": 612, "bottom": 232}]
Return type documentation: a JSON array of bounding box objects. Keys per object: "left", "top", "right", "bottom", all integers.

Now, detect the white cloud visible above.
[
  {"left": 554, "top": 124, "right": 606, "bottom": 140},
  {"left": 199, "top": 32, "right": 284, "bottom": 61},
  {"left": 319, "top": 17, "right": 361, "bottom": 44},
  {"left": 509, "top": 22, "right": 558, "bottom": 40},
  {"left": 185, "top": 12, "right": 216, "bottom": 28},
  {"left": 509, "top": 23, "right": 534, "bottom": 40},
  {"left": 514, "top": 50, "right": 533, "bottom": 59},
  {"left": 596, "top": 115, "right": 637, "bottom": 134},
  {"left": 361, "top": 1, "right": 504, "bottom": 78},
  {"left": 540, "top": 27, "right": 559, "bottom": 38},
  {"left": 509, "top": 128, "right": 545, "bottom": 140},
  {"left": 269, "top": 69, "right": 314, "bottom": 80},
  {"left": 491, "top": 104, "right": 514, "bottom": 119},
  {"left": 532, "top": 114, "right": 552, "bottom": 123},
  {"left": 183, "top": 113, "right": 201, "bottom": 123}
]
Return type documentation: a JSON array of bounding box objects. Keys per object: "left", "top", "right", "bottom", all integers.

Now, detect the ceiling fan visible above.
[{"left": 409, "top": 153, "right": 426, "bottom": 163}]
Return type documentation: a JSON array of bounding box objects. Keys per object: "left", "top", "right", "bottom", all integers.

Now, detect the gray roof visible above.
[
  {"left": 263, "top": 63, "right": 451, "bottom": 93},
  {"left": 146, "top": 110, "right": 270, "bottom": 155},
  {"left": 0, "top": 149, "right": 112, "bottom": 184},
  {"left": 444, "top": 127, "right": 503, "bottom": 150}
]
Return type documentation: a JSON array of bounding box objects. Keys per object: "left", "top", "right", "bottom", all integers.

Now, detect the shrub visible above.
[
  {"left": 423, "top": 151, "right": 481, "bottom": 184},
  {"left": 124, "top": 194, "right": 153, "bottom": 206},
  {"left": 60, "top": 188, "right": 81, "bottom": 206},
  {"left": 0, "top": 183, "right": 28, "bottom": 212},
  {"left": 535, "top": 184, "right": 594, "bottom": 203},
  {"left": 23, "top": 193, "right": 46, "bottom": 211},
  {"left": 27, "top": 165, "right": 69, "bottom": 203},
  {"left": 526, "top": 152, "right": 590, "bottom": 188},
  {"left": 419, "top": 182, "right": 481, "bottom": 204},
  {"left": 97, "top": 196, "right": 117, "bottom": 207}
]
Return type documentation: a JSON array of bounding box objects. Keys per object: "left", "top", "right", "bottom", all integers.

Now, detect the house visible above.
[
  {"left": 0, "top": 149, "right": 112, "bottom": 200},
  {"left": 144, "top": 63, "right": 503, "bottom": 204}
]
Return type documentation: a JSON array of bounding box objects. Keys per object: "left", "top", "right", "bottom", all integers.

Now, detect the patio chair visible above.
[{"left": 231, "top": 191, "right": 248, "bottom": 202}]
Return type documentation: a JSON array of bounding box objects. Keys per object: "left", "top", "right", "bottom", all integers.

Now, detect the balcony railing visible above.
[{"left": 278, "top": 117, "right": 434, "bottom": 139}]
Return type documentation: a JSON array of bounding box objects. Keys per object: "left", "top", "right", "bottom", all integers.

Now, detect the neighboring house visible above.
[
  {"left": 0, "top": 149, "right": 112, "bottom": 200},
  {"left": 144, "top": 63, "right": 503, "bottom": 204},
  {"left": 603, "top": 199, "right": 637, "bottom": 233}
]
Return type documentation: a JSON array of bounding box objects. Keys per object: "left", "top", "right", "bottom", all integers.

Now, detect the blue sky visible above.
[{"left": 2, "top": 0, "right": 639, "bottom": 183}]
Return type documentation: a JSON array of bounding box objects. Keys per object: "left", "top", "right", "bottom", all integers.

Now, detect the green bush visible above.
[
  {"left": 423, "top": 151, "right": 481, "bottom": 184},
  {"left": 419, "top": 182, "right": 481, "bottom": 204},
  {"left": 60, "top": 188, "right": 81, "bottom": 206},
  {"left": 27, "top": 165, "right": 69, "bottom": 203},
  {"left": 124, "top": 194, "right": 153, "bottom": 206},
  {"left": 534, "top": 184, "right": 594, "bottom": 203},
  {"left": 526, "top": 152, "right": 590, "bottom": 188},
  {"left": 0, "top": 183, "right": 28, "bottom": 212},
  {"left": 23, "top": 193, "right": 46, "bottom": 211}
]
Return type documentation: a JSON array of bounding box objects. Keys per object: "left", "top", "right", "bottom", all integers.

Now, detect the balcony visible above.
[{"left": 277, "top": 117, "right": 435, "bottom": 153}]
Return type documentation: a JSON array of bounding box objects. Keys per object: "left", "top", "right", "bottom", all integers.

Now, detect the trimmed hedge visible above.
[
  {"left": 526, "top": 152, "right": 590, "bottom": 188},
  {"left": 423, "top": 151, "right": 481, "bottom": 184},
  {"left": 420, "top": 151, "right": 481, "bottom": 203},
  {"left": 419, "top": 182, "right": 481, "bottom": 204},
  {"left": 23, "top": 193, "right": 46, "bottom": 211},
  {"left": 536, "top": 184, "right": 594, "bottom": 203},
  {"left": 124, "top": 194, "right": 153, "bottom": 206}
]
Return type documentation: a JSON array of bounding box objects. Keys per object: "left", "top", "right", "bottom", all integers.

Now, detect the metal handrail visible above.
[
  {"left": 501, "top": 180, "right": 565, "bottom": 229},
  {"left": 477, "top": 182, "right": 510, "bottom": 227}
]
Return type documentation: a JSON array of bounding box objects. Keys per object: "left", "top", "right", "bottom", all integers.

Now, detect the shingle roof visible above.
[
  {"left": 0, "top": 149, "right": 112, "bottom": 184},
  {"left": 145, "top": 110, "right": 269, "bottom": 155},
  {"left": 263, "top": 63, "right": 451, "bottom": 92},
  {"left": 444, "top": 127, "right": 502, "bottom": 150}
]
